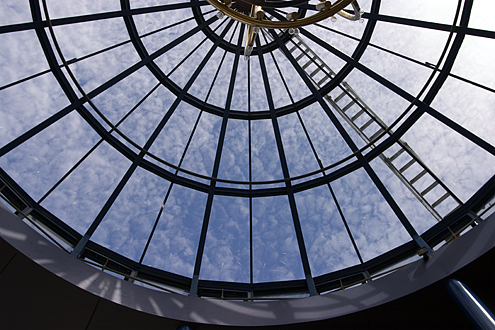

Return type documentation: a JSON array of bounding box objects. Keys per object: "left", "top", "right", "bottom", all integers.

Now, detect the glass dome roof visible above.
[{"left": 0, "top": 0, "right": 494, "bottom": 298}]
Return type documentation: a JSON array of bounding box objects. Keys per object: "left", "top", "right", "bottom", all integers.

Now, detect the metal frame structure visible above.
[{"left": 0, "top": 0, "right": 494, "bottom": 299}]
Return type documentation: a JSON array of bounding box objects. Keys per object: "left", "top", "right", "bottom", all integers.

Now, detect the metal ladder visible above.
[{"left": 285, "top": 34, "right": 462, "bottom": 221}]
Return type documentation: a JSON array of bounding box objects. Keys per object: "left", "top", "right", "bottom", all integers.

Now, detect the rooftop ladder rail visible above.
[{"left": 281, "top": 33, "right": 462, "bottom": 221}]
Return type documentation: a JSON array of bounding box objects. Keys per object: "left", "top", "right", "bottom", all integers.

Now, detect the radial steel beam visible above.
[
  {"left": 255, "top": 36, "right": 317, "bottom": 296},
  {"left": 270, "top": 30, "right": 427, "bottom": 251},
  {"left": 73, "top": 19, "right": 236, "bottom": 257},
  {"left": 190, "top": 23, "right": 244, "bottom": 296},
  {"left": 0, "top": 1, "right": 210, "bottom": 34}
]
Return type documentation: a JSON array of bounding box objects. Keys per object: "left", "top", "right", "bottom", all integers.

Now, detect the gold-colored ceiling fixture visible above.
[{"left": 208, "top": 0, "right": 363, "bottom": 58}]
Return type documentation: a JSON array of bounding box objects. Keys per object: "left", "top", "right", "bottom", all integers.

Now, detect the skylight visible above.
[{"left": 0, "top": 0, "right": 494, "bottom": 298}]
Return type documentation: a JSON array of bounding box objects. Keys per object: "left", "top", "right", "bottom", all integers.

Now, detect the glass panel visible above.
[
  {"left": 200, "top": 195, "right": 250, "bottom": 282},
  {"left": 52, "top": 18, "right": 130, "bottom": 62},
  {"left": 40, "top": 141, "right": 131, "bottom": 234},
  {"left": 195, "top": 49, "right": 235, "bottom": 109},
  {"left": 403, "top": 113, "right": 495, "bottom": 208},
  {"left": 179, "top": 111, "right": 222, "bottom": 182},
  {"left": 248, "top": 56, "right": 270, "bottom": 111},
  {"left": 66, "top": 42, "right": 140, "bottom": 93},
  {"left": 0, "top": 111, "right": 100, "bottom": 201},
  {"left": 298, "top": 103, "right": 354, "bottom": 168},
  {"left": 153, "top": 27, "right": 205, "bottom": 82},
  {"left": 0, "top": 30, "right": 49, "bottom": 87},
  {"left": 0, "top": 1, "right": 32, "bottom": 25},
  {"left": 92, "top": 167, "right": 171, "bottom": 262},
  {"left": 0, "top": 73, "right": 69, "bottom": 147},
  {"left": 116, "top": 85, "right": 177, "bottom": 147},
  {"left": 45, "top": 0, "right": 121, "bottom": 19},
  {"left": 148, "top": 101, "right": 200, "bottom": 167},
  {"left": 251, "top": 119, "right": 284, "bottom": 188},
  {"left": 269, "top": 46, "right": 313, "bottom": 105},
  {"left": 137, "top": 8, "right": 198, "bottom": 54},
  {"left": 253, "top": 195, "right": 305, "bottom": 282},
  {"left": 379, "top": 1, "right": 459, "bottom": 25},
  {"left": 142, "top": 184, "right": 207, "bottom": 277},
  {"left": 278, "top": 113, "right": 320, "bottom": 178},
  {"left": 91, "top": 67, "right": 158, "bottom": 126},
  {"left": 333, "top": 168, "right": 411, "bottom": 262},
  {"left": 371, "top": 21, "right": 450, "bottom": 65},
  {"left": 431, "top": 76, "right": 495, "bottom": 147},
  {"left": 296, "top": 185, "right": 361, "bottom": 277},
  {"left": 359, "top": 45, "right": 433, "bottom": 97},
  {"left": 217, "top": 119, "right": 250, "bottom": 189},
  {"left": 468, "top": 1, "right": 495, "bottom": 31},
  {"left": 451, "top": 35, "right": 495, "bottom": 91}
]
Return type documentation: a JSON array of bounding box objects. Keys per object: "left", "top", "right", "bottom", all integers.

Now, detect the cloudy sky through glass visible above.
[{"left": 0, "top": 0, "right": 494, "bottom": 289}]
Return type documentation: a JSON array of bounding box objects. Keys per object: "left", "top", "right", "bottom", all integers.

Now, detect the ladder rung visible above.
[
  {"left": 289, "top": 41, "right": 303, "bottom": 53},
  {"left": 410, "top": 169, "right": 427, "bottom": 185},
  {"left": 421, "top": 181, "right": 439, "bottom": 196},
  {"left": 342, "top": 101, "right": 356, "bottom": 113},
  {"left": 318, "top": 75, "right": 330, "bottom": 86},
  {"left": 295, "top": 52, "right": 306, "bottom": 62},
  {"left": 432, "top": 192, "right": 450, "bottom": 208},
  {"left": 302, "top": 59, "right": 314, "bottom": 69},
  {"left": 389, "top": 148, "right": 405, "bottom": 162},
  {"left": 360, "top": 118, "right": 374, "bottom": 131},
  {"left": 351, "top": 109, "right": 364, "bottom": 121},
  {"left": 399, "top": 159, "right": 416, "bottom": 173},
  {"left": 310, "top": 67, "right": 322, "bottom": 77},
  {"left": 334, "top": 92, "right": 346, "bottom": 103},
  {"left": 369, "top": 128, "right": 384, "bottom": 142}
]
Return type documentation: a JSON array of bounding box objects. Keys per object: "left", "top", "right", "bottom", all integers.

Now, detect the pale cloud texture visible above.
[{"left": 0, "top": 0, "right": 494, "bottom": 288}]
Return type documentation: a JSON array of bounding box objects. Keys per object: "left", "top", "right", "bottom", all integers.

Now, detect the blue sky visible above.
[{"left": 0, "top": 0, "right": 494, "bottom": 286}]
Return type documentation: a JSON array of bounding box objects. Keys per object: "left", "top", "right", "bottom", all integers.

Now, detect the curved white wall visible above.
[{"left": 0, "top": 201, "right": 493, "bottom": 327}]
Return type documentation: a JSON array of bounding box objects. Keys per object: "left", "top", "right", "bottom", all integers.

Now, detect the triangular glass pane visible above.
[
  {"left": 92, "top": 167, "right": 171, "bottom": 262},
  {"left": 142, "top": 184, "right": 207, "bottom": 278},
  {"left": 296, "top": 184, "right": 361, "bottom": 276},
  {"left": 39, "top": 141, "right": 131, "bottom": 235},
  {"left": 333, "top": 168, "right": 411, "bottom": 262}
]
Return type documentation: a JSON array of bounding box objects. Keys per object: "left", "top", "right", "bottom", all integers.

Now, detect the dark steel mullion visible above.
[
  {"left": 74, "top": 20, "right": 235, "bottom": 257},
  {"left": 248, "top": 59, "right": 254, "bottom": 285},
  {"left": 296, "top": 112, "right": 365, "bottom": 264},
  {"left": 0, "top": 1, "right": 210, "bottom": 34},
  {"left": 85, "top": 16, "right": 217, "bottom": 102},
  {"left": 139, "top": 110, "right": 204, "bottom": 264},
  {"left": 300, "top": 28, "right": 417, "bottom": 104},
  {"left": 0, "top": 15, "right": 217, "bottom": 158},
  {"left": 0, "top": 11, "right": 206, "bottom": 92},
  {"left": 0, "top": 68, "right": 51, "bottom": 91},
  {"left": 269, "top": 31, "right": 425, "bottom": 248},
  {"left": 166, "top": 18, "right": 228, "bottom": 77},
  {"left": 190, "top": 23, "right": 244, "bottom": 296},
  {"left": 260, "top": 29, "right": 295, "bottom": 104},
  {"left": 265, "top": 33, "right": 365, "bottom": 265},
  {"left": 38, "top": 82, "right": 161, "bottom": 204},
  {"left": 315, "top": 22, "right": 495, "bottom": 95},
  {"left": 255, "top": 37, "right": 317, "bottom": 296},
  {"left": 363, "top": 12, "right": 495, "bottom": 40},
  {"left": 139, "top": 22, "right": 239, "bottom": 265},
  {"left": 417, "top": 1, "right": 495, "bottom": 156}
]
